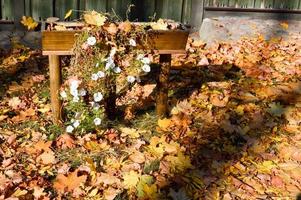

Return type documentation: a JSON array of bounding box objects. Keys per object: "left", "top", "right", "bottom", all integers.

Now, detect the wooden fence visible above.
[{"left": 1, "top": 0, "right": 301, "bottom": 27}]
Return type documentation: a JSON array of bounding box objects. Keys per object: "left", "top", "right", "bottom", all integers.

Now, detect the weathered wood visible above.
[
  {"left": 42, "top": 31, "right": 79, "bottom": 52},
  {"left": 156, "top": 54, "right": 171, "bottom": 118},
  {"left": 13, "top": 0, "right": 25, "bottom": 29},
  {"left": 55, "top": 0, "right": 78, "bottom": 20},
  {"left": 156, "top": 0, "right": 184, "bottom": 22},
  {"left": 84, "top": 0, "right": 107, "bottom": 12},
  {"left": 49, "top": 55, "right": 62, "bottom": 124},
  {"left": 1, "top": 0, "right": 14, "bottom": 20},
  {"left": 42, "top": 30, "right": 189, "bottom": 54},
  {"left": 31, "top": 0, "right": 53, "bottom": 21}
]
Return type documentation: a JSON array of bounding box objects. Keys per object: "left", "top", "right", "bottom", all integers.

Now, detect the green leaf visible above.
[{"left": 268, "top": 102, "right": 286, "bottom": 117}]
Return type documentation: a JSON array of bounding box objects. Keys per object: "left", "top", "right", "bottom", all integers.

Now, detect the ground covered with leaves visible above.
[{"left": 0, "top": 30, "right": 301, "bottom": 199}]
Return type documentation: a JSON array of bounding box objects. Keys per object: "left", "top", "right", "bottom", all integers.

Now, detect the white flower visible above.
[
  {"left": 129, "top": 39, "right": 136, "bottom": 47},
  {"left": 113, "top": 67, "right": 121, "bottom": 73},
  {"left": 66, "top": 125, "right": 74, "bottom": 133},
  {"left": 105, "top": 57, "right": 115, "bottom": 70},
  {"left": 60, "top": 90, "right": 67, "bottom": 98},
  {"left": 93, "top": 92, "right": 103, "bottom": 102},
  {"left": 73, "top": 120, "right": 80, "bottom": 128},
  {"left": 73, "top": 96, "right": 80, "bottom": 102},
  {"left": 142, "top": 64, "right": 151, "bottom": 73},
  {"left": 70, "top": 80, "right": 79, "bottom": 90},
  {"left": 127, "top": 76, "right": 135, "bottom": 83},
  {"left": 70, "top": 88, "right": 78, "bottom": 97},
  {"left": 110, "top": 48, "right": 117, "bottom": 57},
  {"left": 94, "top": 118, "right": 102, "bottom": 126},
  {"left": 79, "top": 89, "right": 87, "bottom": 96},
  {"left": 97, "top": 71, "right": 105, "bottom": 78},
  {"left": 87, "top": 36, "right": 96, "bottom": 46},
  {"left": 95, "top": 62, "right": 99, "bottom": 67},
  {"left": 91, "top": 73, "right": 99, "bottom": 81},
  {"left": 136, "top": 54, "right": 144, "bottom": 60},
  {"left": 141, "top": 57, "right": 150, "bottom": 64}
]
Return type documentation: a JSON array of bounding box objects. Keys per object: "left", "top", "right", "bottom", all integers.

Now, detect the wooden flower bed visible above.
[{"left": 42, "top": 25, "right": 189, "bottom": 124}]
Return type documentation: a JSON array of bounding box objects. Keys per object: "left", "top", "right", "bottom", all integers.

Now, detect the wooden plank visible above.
[
  {"left": 1, "top": 0, "right": 14, "bottom": 20},
  {"left": 191, "top": 0, "right": 204, "bottom": 28},
  {"left": 55, "top": 0, "right": 78, "bottom": 20},
  {"left": 182, "top": 0, "right": 192, "bottom": 23},
  {"left": 49, "top": 55, "right": 62, "bottom": 124},
  {"left": 156, "top": 54, "right": 171, "bottom": 118},
  {"left": 25, "top": 0, "right": 32, "bottom": 16},
  {"left": 42, "top": 30, "right": 189, "bottom": 53},
  {"left": 84, "top": 0, "right": 107, "bottom": 12},
  {"left": 31, "top": 0, "right": 53, "bottom": 21},
  {"left": 156, "top": 0, "right": 183, "bottom": 21},
  {"left": 13, "top": 0, "right": 25, "bottom": 29}
]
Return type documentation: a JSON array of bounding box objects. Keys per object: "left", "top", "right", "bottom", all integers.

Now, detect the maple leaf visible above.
[
  {"left": 129, "top": 150, "right": 145, "bottom": 164},
  {"left": 143, "top": 184, "right": 158, "bottom": 200},
  {"left": 20, "top": 16, "right": 38, "bottom": 30},
  {"left": 157, "top": 118, "right": 172, "bottom": 131},
  {"left": 97, "top": 172, "right": 121, "bottom": 186},
  {"left": 147, "top": 136, "right": 165, "bottom": 158},
  {"left": 104, "top": 187, "right": 120, "bottom": 200},
  {"left": 54, "top": 170, "right": 87, "bottom": 193},
  {"left": 137, "top": 175, "right": 154, "bottom": 198},
  {"left": 165, "top": 152, "right": 192, "bottom": 173},
  {"left": 120, "top": 127, "right": 140, "bottom": 139},
  {"left": 56, "top": 134, "right": 75, "bottom": 149},
  {"left": 36, "top": 151, "right": 56, "bottom": 165},
  {"left": 8, "top": 97, "right": 21, "bottom": 109},
  {"left": 84, "top": 11, "right": 107, "bottom": 27},
  {"left": 268, "top": 102, "right": 286, "bottom": 117},
  {"left": 118, "top": 21, "right": 132, "bottom": 33},
  {"left": 122, "top": 171, "right": 140, "bottom": 189}
]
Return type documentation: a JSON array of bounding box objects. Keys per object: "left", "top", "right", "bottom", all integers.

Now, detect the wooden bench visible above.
[{"left": 42, "top": 27, "right": 189, "bottom": 124}]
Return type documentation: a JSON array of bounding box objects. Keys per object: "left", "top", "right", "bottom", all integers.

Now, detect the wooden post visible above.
[
  {"left": 104, "top": 75, "right": 117, "bottom": 120},
  {"left": 156, "top": 54, "right": 171, "bottom": 118},
  {"left": 49, "top": 55, "right": 62, "bottom": 124},
  {"left": 13, "top": 0, "right": 25, "bottom": 30}
]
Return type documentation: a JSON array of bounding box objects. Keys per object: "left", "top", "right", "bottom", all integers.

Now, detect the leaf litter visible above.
[{"left": 0, "top": 31, "right": 301, "bottom": 199}]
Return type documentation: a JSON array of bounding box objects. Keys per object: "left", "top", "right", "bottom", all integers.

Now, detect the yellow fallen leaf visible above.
[
  {"left": 158, "top": 118, "right": 172, "bottom": 131},
  {"left": 64, "top": 9, "right": 73, "bottom": 19},
  {"left": 12, "top": 188, "right": 28, "bottom": 197},
  {"left": 21, "top": 16, "right": 38, "bottom": 30},
  {"left": 143, "top": 184, "right": 158, "bottom": 200},
  {"left": 123, "top": 171, "right": 140, "bottom": 189},
  {"left": 120, "top": 127, "right": 140, "bottom": 138},
  {"left": 84, "top": 10, "right": 107, "bottom": 26},
  {"left": 280, "top": 22, "right": 288, "bottom": 30}
]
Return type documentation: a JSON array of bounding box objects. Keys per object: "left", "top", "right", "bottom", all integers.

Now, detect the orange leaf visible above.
[{"left": 54, "top": 170, "right": 87, "bottom": 193}]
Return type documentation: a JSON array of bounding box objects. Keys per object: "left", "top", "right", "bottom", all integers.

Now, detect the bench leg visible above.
[
  {"left": 156, "top": 54, "right": 171, "bottom": 118},
  {"left": 49, "top": 55, "right": 62, "bottom": 124}
]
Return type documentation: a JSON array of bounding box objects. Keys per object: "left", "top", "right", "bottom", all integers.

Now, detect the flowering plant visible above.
[{"left": 60, "top": 11, "right": 154, "bottom": 134}]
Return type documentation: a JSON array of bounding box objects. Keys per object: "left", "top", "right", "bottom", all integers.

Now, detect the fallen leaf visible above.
[
  {"left": 21, "top": 16, "right": 38, "bottom": 30},
  {"left": 64, "top": 9, "right": 73, "bottom": 19},
  {"left": 54, "top": 170, "right": 87, "bottom": 193},
  {"left": 36, "top": 151, "right": 56, "bottom": 165},
  {"left": 129, "top": 151, "right": 145, "bottom": 164},
  {"left": 56, "top": 134, "right": 75, "bottom": 149},
  {"left": 120, "top": 127, "right": 140, "bottom": 139},
  {"left": 123, "top": 171, "right": 140, "bottom": 189},
  {"left": 84, "top": 11, "right": 107, "bottom": 27}
]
